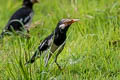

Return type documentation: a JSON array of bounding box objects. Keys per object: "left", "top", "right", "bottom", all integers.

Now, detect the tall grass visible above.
[{"left": 0, "top": 0, "right": 120, "bottom": 79}]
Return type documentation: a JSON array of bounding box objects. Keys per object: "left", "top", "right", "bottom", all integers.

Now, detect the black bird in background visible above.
[
  {"left": 25, "top": 19, "right": 79, "bottom": 69},
  {"left": 0, "top": 0, "right": 39, "bottom": 39}
]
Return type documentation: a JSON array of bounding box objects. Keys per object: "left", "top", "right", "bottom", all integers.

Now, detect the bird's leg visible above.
[
  {"left": 54, "top": 44, "right": 64, "bottom": 70},
  {"left": 24, "top": 26, "right": 31, "bottom": 39},
  {"left": 26, "top": 28, "right": 30, "bottom": 33},
  {"left": 44, "top": 43, "right": 59, "bottom": 67},
  {"left": 25, "top": 29, "right": 31, "bottom": 39},
  {"left": 54, "top": 52, "right": 62, "bottom": 70},
  {"left": 44, "top": 52, "right": 52, "bottom": 67}
]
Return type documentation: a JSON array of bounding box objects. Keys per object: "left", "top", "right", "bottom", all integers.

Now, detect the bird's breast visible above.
[
  {"left": 54, "top": 34, "right": 66, "bottom": 46},
  {"left": 50, "top": 43, "right": 59, "bottom": 53}
]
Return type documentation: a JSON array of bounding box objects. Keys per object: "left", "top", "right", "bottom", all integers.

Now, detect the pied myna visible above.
[
  {"left": 0, "top": 0, "right": 39, "bottom": 38},
  {"left": 25, "top": 19, "right": 79, "bottom": 69}
]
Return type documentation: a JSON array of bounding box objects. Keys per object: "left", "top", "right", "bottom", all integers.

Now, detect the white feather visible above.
[
  {"left": 59, "top": 24, "right": 65, "bottom": 29},
  {"left": 24, "top": 12, "right": 34, "bottom": 28}
]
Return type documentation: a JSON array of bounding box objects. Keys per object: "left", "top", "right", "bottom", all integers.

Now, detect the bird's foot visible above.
[
  {"left": 55, "top": 62, "right": 62, "bottom": 70},
  {"left": 25, "top": 33, "right": 31, "bottom": 39}
]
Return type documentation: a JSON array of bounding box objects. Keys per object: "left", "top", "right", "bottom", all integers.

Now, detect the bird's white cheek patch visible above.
[
  {"left": 31, "top": 0, "right": 33, "bottom": 2},
  {"left": 59, "top": 24, "right": 65, "bottom": 29}
]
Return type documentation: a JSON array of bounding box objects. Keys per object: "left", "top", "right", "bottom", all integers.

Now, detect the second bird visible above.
[
  {"left": 25, "top": 19, "right": 79, "bottom": 69},
  {"left": 0, "top": 0, "right": 39, "bottom": 38}
]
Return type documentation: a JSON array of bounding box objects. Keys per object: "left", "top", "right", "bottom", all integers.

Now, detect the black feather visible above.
[
  {"left": 5, "top": 7, "right": 33, "bottom": 31},
  {"left": 25, "top": 20, "right": 71, "bottom": 64},
  {"left": 0, "top": 0, "right": 35, "bottom": 39}
]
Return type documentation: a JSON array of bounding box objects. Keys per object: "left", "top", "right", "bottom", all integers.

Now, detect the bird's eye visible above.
[{"left": 59, "top": 24, "right": 65, "bottom": 29}]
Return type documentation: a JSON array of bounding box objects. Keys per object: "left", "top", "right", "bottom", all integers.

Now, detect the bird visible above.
[
  {"left": 0, "top": 0, "right": 39, "bottom": 39},
  {"left": 25, "top": 19, "right": 79, "bottom": 69}
]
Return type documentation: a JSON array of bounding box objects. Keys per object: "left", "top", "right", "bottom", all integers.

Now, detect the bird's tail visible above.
[
  {"left": 25, "top": 49, "right": 40, "bottom": 65},
  {"left": 0, "top": 31, "right": 5, "bottom": 40}
]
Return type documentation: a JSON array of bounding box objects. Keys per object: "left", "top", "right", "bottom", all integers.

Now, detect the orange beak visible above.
[
  {"left": 71, "top": 19, "right": 80, "bottom": 23},
  {"left": 36, "top": 0, "right": 39, "bottom": 3},
  {"left": 64, "top": 19, "right": 80, "bottom": 25},
  {"left": 32, "top": 0, "right": 39, "bottom": 3}
]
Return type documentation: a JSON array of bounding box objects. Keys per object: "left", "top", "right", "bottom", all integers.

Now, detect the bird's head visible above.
[
  {"left": 56, "top": 19, "right": 79, "bottom": 33},
  {"left": 31, "top": 0, "right": 39, "bottom": 3},
  {"left": 23, "top": 0, "right": 39, "bottom": 7}
]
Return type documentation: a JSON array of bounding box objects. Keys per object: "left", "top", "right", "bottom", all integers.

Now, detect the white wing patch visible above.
[
  {"left": 39, "top": 40, "right": 47, "bottom": 49},
  {"left": 24, "top": 12, "right": 34, "bottom": 29},
  {"left": 48, "top": 38, "right": 53, "bottom": 46},
  {"left": 24, "top": 12, "right": 33, "bottom": 23},
  {"left": 20, "top": 18, "right": 23, "bottom": 22}
]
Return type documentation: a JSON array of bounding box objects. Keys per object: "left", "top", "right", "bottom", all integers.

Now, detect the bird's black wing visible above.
[
  {"left": 5, "top": 7, "right": 33, "bottom": 31},
  {"left": 25, "top": 34, "right": 54, "bottom": 64}
]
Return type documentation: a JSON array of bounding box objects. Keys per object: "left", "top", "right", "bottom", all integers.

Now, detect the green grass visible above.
[{"left": 0, "top": 0, "right": 120, "bottom": 79}]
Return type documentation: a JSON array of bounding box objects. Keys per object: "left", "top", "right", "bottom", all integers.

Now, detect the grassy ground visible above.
[{"left": 0, "top": 0, "right": 120, "bottom": 80}]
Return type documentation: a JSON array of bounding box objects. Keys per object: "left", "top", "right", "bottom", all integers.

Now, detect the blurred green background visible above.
[{"left": 0, "top": 0, "right": 120, "bottom": 80}]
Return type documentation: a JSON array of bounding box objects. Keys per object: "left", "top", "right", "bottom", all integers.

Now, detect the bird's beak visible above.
[
  {"left": 32, "top": 0, "right": 39, "bottom": 3},
  {"left": 36, "top": 0, "right": 39, "bottom": 3},
  {"left": 71, "top": 19, "right": 80, "bottom": 23},
  {"left": 64, "top": 19, "right": 80, "bottom": 25},
  {"left": 35, "top": 0, "right": 39, "bottom": 3}
]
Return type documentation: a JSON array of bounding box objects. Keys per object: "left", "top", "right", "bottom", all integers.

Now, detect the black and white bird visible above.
[
  {"left": 25, "top": 19, "right": 79, "bottom": 69},
  {"left": 0, "top": 0, "right": 39, "bottom": 38}
]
